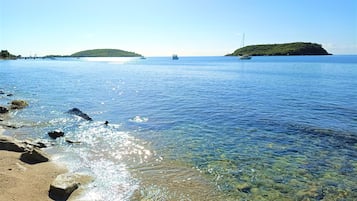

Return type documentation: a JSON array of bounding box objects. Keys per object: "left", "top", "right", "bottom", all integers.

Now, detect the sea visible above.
[{"left": 0, "top": 55, "right": 356, "bottom": 201}]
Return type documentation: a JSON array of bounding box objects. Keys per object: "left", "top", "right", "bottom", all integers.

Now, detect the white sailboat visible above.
[
  {"left": 240, "top": 54, "right": 252, "bottom": 60},
  {"left": 240, "top": 34, "right": 252, "bottom": 60}
]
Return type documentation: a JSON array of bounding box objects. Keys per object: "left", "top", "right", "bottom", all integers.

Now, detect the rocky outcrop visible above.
[
  {"left": 10, "top": 100, "right": 29, "bottom": 109},
  {"left": 49, "top": 173, "right": 81, "bottom": 200},
  {"left": 0, "top": 134, "right": 50, "bottom": 164},
  {"left": 20, "top": 148, "right": 50, "bottom": 164},
  {"left": 48, "top": 130, "right": 65, "bottom": 139},
  {"left": 67, "top": 108, "right": 92, "bottom": 121},
  {"left": 0, "top": 135, "right": 26, "bottom": 152}
]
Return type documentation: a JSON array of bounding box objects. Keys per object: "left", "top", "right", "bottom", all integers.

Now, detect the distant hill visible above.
[
  {"left": 71, "top": 49, "right": 142, "bottom": 57},
  {"left": 0, "top": 50, "right": 17, "bottom": 59},
  {"left": 226, "top": 42, "right": 331, "bottom": 56}
]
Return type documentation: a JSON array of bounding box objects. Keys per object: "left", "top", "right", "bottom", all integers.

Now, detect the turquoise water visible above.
[{"left": 1, "top": 56, "right": 357, "bottom": 200}]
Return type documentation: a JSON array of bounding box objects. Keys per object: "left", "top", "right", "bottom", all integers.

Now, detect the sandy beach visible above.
[{"left": 0, "top": 127, "right": 67, "bottom": 201}]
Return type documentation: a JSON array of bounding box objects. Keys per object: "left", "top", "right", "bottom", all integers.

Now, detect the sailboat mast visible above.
[
  {"left": 239, "top": 33, "right": 252, "bottom": 59},
  {"left": 242, "top": 33, "right": 245, "bottom": 47}
]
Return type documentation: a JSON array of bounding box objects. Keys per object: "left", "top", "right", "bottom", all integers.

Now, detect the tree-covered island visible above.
[
  {"left": 0, "top": 50, "right": 18, "bottom": 59},
  {"left": 226, "top": 42, "right": 331, "bottom": 56},
  {"left": 71, "top": 49, "right": 142, "bottom": 57}
]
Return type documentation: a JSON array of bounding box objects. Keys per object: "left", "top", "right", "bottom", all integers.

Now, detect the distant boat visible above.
[
  {"left": 239, "top": 33, "right": 252, "bottom": 60},
  {"left": 172, "top": 54, "right": 179, "bottom": 60},
  {"left": 240, "top": 54, "right": 252, "bottom": 60}
]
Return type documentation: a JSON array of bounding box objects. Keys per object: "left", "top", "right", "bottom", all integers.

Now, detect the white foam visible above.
[
  {"left": 129, "top": 115, "right": 149, "bottom": 123},
  {"left": 51, "top": 121, "right": 152, "bottom": 200}
]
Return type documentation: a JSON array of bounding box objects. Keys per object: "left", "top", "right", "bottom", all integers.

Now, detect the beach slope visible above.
[{"left": 0, "top": 128, "right": 66, "bottom": 201}]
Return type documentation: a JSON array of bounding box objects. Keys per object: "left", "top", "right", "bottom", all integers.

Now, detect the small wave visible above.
[
  {"left": 48, "top": 121, "right": 153, "bottom": 200},
  {"left": 129, "top": 115, "right": 149, "bottom": 123}
]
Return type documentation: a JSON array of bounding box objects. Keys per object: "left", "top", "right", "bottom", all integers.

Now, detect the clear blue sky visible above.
[{"left": 1, "top": 0, "right": 356, "bottom": 56}]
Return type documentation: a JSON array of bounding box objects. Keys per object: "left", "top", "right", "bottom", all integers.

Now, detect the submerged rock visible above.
[
  {"left": 236, "top": 183, "right": 252, "bottom": 193},
  {"left": 48, "top": 130, "right": 65, "bottom": 139},
  {"left": 23, "top": 139, "right": 47, "bottom": 149},
  {"left": 10, "top": 100, "right": 29, "bottom": 109},
  {"left": 20, "top": 148, "right": 50, "bottom": 164},
  {"left": 67, "top": 108, "right": 92, "bottom": 121},
  {"left": 49, "top": 173, "right": 81, "bottom": 200},
  {"left": 1, "top": 124, "right": 22, "bottom": 129},
  {"left": 0, "top": 106, "right": 9, "bottom": 114},
  {"left": 65, "top": 138, "right": 81, "bottom": 144}
]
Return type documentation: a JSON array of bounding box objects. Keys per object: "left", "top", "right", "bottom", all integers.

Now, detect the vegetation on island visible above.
[
  {"left": 71, "top": 49, "right": 142, "bottom": 57},
  {"left": 0, "top": 50, "right": 19, "bottom": 59},
  {"left": 226, "top": 42, "right": 330, "bottom": 56}
]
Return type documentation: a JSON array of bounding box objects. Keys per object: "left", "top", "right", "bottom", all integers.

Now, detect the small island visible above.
[
  {"left": 226, "top": 42, "right": 331, "bottom": 56},
  {"left": 0, "top": 50, "right": 19, "bottom": 60},
  {"left": 71, "top": 49, "right": 142, "bottom": 57}
]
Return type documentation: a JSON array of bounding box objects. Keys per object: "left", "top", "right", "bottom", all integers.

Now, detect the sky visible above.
[{"left": 1, "top": 0, "right": 356, "bottom": 56}]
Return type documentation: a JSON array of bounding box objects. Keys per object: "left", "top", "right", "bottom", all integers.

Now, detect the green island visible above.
[
  {"left": 226, "top": 42, "right": 331, "bottom": 56},
  {"left": 71, "top": 49, "right": 142, "bottom": 57},
  {"left": 0, "top": 50, "right": 19, "bottom": 60}
]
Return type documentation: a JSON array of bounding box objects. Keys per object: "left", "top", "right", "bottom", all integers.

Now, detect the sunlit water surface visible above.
[{"left": 1, "top": 56, "right": 357, "bottom": 200}]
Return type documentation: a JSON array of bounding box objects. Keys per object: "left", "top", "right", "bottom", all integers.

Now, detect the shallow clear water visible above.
[{"left": 1, "top": 56, "right": 357, "bottom": 200}]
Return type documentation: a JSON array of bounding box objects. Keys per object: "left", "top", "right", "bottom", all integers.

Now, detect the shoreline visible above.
[{"left": 0, "top": 126, "right": 69, "bottom": 200}]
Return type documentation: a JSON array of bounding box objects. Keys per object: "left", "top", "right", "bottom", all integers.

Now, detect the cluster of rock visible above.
[
  {"left": 1, "top": 99, "right": 29, "bottom": 129},
  {"left": 0, "top": 99, "right": 29, "bottom": 114},
  {"left": 0, "top": 95, "right": 93, "bottom": 200},
  {"left": 45, "top": 108, "right": 93, "bottom": 143},
  {"left": 0, "top": 90, "right": 13, "bottom": 96},
  {"left": 0, "top": 134, "right": 87, "bottom": 200},
  {"left": 0, "top": 134, "right": 49, "bottom": 163},
  {"left": 0, "top": 95, "right": 29, "bottom": 129}
]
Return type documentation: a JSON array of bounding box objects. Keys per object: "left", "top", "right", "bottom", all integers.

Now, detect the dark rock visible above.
[
  {"left": 65, "top": 139, "right": 81, "bottom": 144},
  {"left": 49, "top": 173, "right": 80, "bottom": 200},
  {"left": 0, "top": 90, "right": 4, "bottom": 95},
  {"left": 10, "top": 100, "right": 29, "bottom": 109},
  {"left": 20, "top": 148, "right": 50, "bottom": 164},
  {"left": 67, "top": 108, "right": 92, "bottom": 121},
  {"left": 0, "top": 135, "right": 26, "bottom": 152},
  {"left": 7, "top": 94, "right": 13, "bottom": 97},
  {"left": 23, "top": 140, "right": 47, "bottom": 149},
  {"left": 0, "top": 106, "right": 9, "bottom": 114},
  {"left": 35, "top": 142, "right": 47, "bottom": 148},
  {"left": 236, "top": 183, "right": 252, "bottom": 193},
  {"left": 1, "top": 123, "right": 22, "bottom": 129},
  {"left": 48, "top": 130, "right": 65, "bottom": 139}
]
